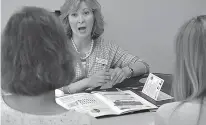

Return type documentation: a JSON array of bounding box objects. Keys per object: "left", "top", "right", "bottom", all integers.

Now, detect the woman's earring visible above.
[
  {"left": 91, "top": 23, "right": 96, "bottom": 39},
  {"left": 67, "top": 29, "right": 72, "bottom": 38}
]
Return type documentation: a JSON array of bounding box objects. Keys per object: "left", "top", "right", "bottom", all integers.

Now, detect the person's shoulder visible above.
[
  {"left": 156, "top": 101, "right": 181, "bottom": 117},
  {"left": 157, "top": 102, "right": 181, "bottom": 112},
  {"left": 156, "top": 100, "right": 205, "bottom": 125},
  {"left": 43, "top": 111, "right": 94, "bottom": 125},
  {"left": 155, "top": 102, "right": 182, "bottom": 125},
  {"left": 179, "top": 100, "right": 204, "bottom": 114},
  {"left": 95, "top": 36, "right": 118, "bottom": 47},
  {"left": 156, "top": 101, "right": 200, "bottom": 116},
  {"left": 4, "top": 111, "right": 93, "bottom": 125},
  {"left": 1, "top": 99, "right": 94, "bottom": 125},
  {"left": 1, "top": 96, "right": 24, "bottom": 125}
]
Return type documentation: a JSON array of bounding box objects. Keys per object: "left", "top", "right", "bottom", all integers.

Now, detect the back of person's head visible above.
[
  {"left": 173, "top": 15, "right": 206, "bottom": 101},
  {"left": 1, "top": 6, "right": 75, "bottom": 96},
  {"left": 60, "top": 0, "right": 104, "bottom": 40}
]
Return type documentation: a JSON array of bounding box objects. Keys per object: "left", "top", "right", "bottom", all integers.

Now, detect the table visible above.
[
  {"left": 2, "top": 73, "right": 172, "bottom": 125},
  {"left": 92, "top": 73, "right": 173, "bottom": 95},
  {"left": 114, "top": 73, "right": 173, "bottom": 95},
  {"left": 92, "top": 73, "right": 173, "bottom": 125}
]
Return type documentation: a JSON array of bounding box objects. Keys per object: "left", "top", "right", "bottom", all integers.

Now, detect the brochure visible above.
[{"left": 55, "top": 90, "right": 157, "bottom": 117}]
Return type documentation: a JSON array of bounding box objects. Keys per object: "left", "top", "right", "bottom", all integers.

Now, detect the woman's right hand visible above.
[{"left": 87, "top": 69, "right": 112, "bottom": 88}]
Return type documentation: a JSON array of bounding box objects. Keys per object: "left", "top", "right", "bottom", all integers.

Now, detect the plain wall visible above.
[
  {"left": 98, "top": 0, "right": 205, "bottom": 74},
  {"left": 1, "top": 0, "right": 206, "bottom": 73}
]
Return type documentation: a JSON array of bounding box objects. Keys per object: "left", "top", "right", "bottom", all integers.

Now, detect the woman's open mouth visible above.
[{"left": 78, "top": 27, "right": 87, "bottom": 33}]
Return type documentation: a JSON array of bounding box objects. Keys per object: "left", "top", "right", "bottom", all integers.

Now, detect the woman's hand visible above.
[
  {"left": 110, "top": 67, "right": 130, "bottom": 86},
  {"left": 87, "top": 69, "right": 111, "bottom": 88}
]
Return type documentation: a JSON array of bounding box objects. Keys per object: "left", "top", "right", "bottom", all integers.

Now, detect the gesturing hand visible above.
[
  {"left": 87, "top": 69, "right": 111, "bottom": 88},
  {"left": 110, "top": 67, "right": 128, "bottom": 86}
]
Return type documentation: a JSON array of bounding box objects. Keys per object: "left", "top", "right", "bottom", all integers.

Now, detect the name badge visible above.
[
  {"left": 96, "top": 57, "right": 108, "bottom": 65},
  {"left": 142, "top": 73, "right": 164, "bottom": 101}
]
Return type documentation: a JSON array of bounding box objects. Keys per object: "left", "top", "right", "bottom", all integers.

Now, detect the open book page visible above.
[
  {"left": 93, "top": 90, "right": 158, "bottom": 114},
  {"left": 157, "top": 91, "right": 174, "bottom": 101},
  {"left": 55, "top": 93, "right": 117, "bottom": 117}
]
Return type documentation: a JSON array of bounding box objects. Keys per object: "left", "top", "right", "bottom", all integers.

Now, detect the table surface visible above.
[
  {"left": 92, "top": 73, "right": 173, "bottom": 125},
  {"left": 2, "top": 73, "right": 172, "bottom": 125},
  {"left": 92, "top": 73, "right": 173, "bottom": 94}
]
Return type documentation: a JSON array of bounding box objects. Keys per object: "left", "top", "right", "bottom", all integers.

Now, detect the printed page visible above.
[
  {"left": 55, "top": 93, "right": 117, "bottom": 117},
  {"left": 142, "top": 73, "right": 164, "bottom": 100},
  {"left": 93, "top": 90, "right": 157, "bottom": 114}
]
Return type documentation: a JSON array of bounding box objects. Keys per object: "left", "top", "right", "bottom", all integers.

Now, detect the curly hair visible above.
[
  {"left": 59, "top": 0, "right": 104, "bottom": 40},
  {"left": 1, "top": 6, "right": 75, "bottom": 96}
]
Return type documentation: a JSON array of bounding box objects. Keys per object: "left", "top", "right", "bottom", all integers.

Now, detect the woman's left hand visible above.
[{"left": 110, "top": 67, "right": 128, "bottom": 85}]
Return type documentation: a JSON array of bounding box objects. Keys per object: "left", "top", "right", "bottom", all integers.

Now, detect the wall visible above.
[
  {"left": 98, "top": 0, "right": 205, "bottom": 73},
  {"left": 1, "top": 0, "right": 205, "bottom": 73},
  {"left": 1, "top": 0, "right": 65, "bottom": 30}
]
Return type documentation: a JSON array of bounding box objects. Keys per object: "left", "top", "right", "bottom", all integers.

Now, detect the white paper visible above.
[
  {"left": 56, "top": 90, "right": 158, "bottom": 117},
  {"left": 93, "top": 90, "right": 157, "bottom": 114},
  {"left": 142, "top": 73, "right": 164, "bottom": 100},
  {"left": 157, "top": 91, "right": 174, "bottom": 101},
  {"left": 55, "top": 93, "right": 116, "bottom": 117}
]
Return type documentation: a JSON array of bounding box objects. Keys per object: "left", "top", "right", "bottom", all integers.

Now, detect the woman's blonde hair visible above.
[
  {"left": 173, "top": 15, "right": 206, "bottom": 101},
  {"left": 59, "top": 0, "right": 104, "bottom": 40}
]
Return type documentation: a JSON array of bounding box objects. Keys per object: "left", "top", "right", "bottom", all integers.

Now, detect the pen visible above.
[
  {"left": 116, "top": 88, "right": 124, "bottom": 92},
  {"left": 125, "top": 86, "right": 143, "bottom": 90}
]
